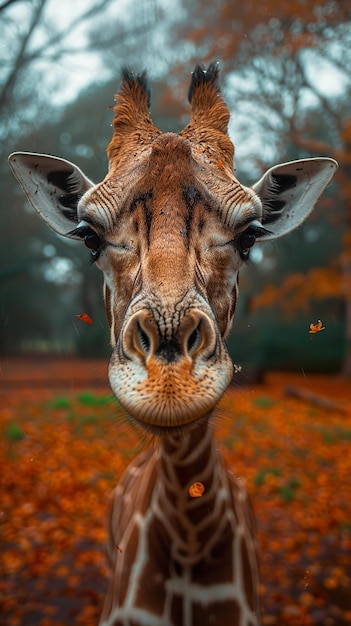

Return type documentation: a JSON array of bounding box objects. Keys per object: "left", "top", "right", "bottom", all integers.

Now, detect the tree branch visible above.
[
  {"left": 0, "top": 0, "right": 21, "bottom": 11},
  {"left": 0, "top": 0, "right": 47, "bottom": 112}
]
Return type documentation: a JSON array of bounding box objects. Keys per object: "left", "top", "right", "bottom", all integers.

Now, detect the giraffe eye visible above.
[
  {"left": 237, "top": 228, "right": 256, "bottom": 259},
  {"left": 66, "top": 224, "right": 105, "bottom": 261},
  {"left": 84, "top": 230, "right": 102, "bottom": 252}
]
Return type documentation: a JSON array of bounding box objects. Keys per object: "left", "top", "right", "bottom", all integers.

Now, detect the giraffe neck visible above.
[
  {"left": 154, "top": 419, "right": 260, "bottom": 625},
  {"left": 156, "top": 419, "right": 228, "bottom": 563},
  {"left": 101, "top": 418, "right": 260, "bottom": 626}
]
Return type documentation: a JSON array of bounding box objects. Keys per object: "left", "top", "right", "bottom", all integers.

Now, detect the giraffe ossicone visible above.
[{"left": 9, "top": 62, "right": 337, "bottom": 626}]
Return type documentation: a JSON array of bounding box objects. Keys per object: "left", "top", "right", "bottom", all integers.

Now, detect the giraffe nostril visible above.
[
  {"left": 122, "top": 312, "right": 158, "bottom": 362},
  {"left": 186, "top": 322, "right": 201, "bottom": 354},
  {"left": 183, "top": 312, "right": 217, "bottom": 360},
  {"left": 136, "top": 322, "right": 151, "bottom": 356}
]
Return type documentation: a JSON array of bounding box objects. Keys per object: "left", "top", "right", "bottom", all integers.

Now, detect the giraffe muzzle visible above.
[{"left": 107, "top": 304, "right": 233, "bottom": 427}]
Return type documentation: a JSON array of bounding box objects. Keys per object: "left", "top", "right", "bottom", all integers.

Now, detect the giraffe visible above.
[{"left": 9, "top": 63, "right": 337, "bottom": 626}]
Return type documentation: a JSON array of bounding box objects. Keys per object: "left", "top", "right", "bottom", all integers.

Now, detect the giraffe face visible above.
[
  {"left": 78, "top": 133, "right": 262, "bottom": 429},
  {"left": 8, "top": 64, "right": 337, "bottom": 431}
]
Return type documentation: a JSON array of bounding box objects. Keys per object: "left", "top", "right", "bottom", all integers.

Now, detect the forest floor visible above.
[{"left": 1, "top": 357, "right": 351, "bottom": 626}]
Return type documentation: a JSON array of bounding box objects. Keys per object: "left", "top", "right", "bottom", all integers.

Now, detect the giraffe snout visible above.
[{"left": 110, "top": 305, "right": 232, "bottom": 428}]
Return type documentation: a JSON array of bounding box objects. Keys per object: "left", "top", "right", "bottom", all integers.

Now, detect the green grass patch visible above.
[
  {"left": 253, "top": 396, "right": 276, "bottom": 409},
  {"left": 279, "top": 477, "right": 301, "bottom": 502},
  {"left": 48, "top": 396, "right": 71, "bottom": 409},
  {"left": 336, "top": 428, "right": 351, "bottom": 441},
  {"left": 5, "top": 422, "right": 25, "bottom": 441},
  {"left": 76, "top": 392, "right": 114, "bottom": 407},
  {"left": 81, "top": 414, "right": 98, "bottom": 425},
  {"left": 223, "top": 436, "right": 237, "bottom": 450},
  {"left": 254, "top": 467, "right": 281, "bottom": 487},
  {"left": 321, "top": 430, "right": 335, "bottom": 445}
]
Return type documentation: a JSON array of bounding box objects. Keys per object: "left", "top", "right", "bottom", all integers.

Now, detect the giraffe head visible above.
[{"left": 9, "top": 63, "right": 337, "bottom": 431}]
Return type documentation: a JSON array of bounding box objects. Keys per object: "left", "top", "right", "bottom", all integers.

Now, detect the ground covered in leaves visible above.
[{"left": 1, "top": 358, "right": 351, "bottom": 626}]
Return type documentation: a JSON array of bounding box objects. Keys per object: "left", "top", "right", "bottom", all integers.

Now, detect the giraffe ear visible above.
[
  {"left": 107, "top": 68, "right": 160, "bottom": 171},
  {"left": 181, "top": 63, "right": 234, "bottom": 170},
  {"left": 252, "top": 157, "right": 338, "bottom": 240},
  {"left": 8, "top": 152, "right": 94, "bottom": 237}
]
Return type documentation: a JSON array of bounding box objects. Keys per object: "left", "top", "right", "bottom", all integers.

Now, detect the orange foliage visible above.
[
  {"left": 252, "top": 268, "right": 344, "bottom": 314},
  {"left": 1, "top": 359, "right": 351, "bottom": 625},
  {"left": 184, "top": 1, "right": 346, "bottom": 63}
]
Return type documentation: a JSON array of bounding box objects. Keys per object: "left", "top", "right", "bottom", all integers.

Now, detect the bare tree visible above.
[{"left": 0, "top": 0, "right": 170, "bottom": 154}]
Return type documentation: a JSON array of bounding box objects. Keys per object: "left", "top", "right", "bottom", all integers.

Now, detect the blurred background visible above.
[{"left": 1, "top": 0, "right": 350, "bottom": 376}]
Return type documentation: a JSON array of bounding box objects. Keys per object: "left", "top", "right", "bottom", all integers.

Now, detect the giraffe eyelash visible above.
[
  {"left": 66, "top": 225, "right": 96, "bottom": 239},
  {"left": 241, "top": 224, "right": 272, "bottom": 239}
]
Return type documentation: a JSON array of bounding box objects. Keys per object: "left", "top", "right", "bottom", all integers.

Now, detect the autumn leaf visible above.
[
  {"left": 309, "top": 320, "right": 325, "bottom": 334},
  {"left": 75, "top": 313, "right": 93, "bottom": 325},
  {"left": 188, "top": 481, "right": 205, "bottom": 497}
]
